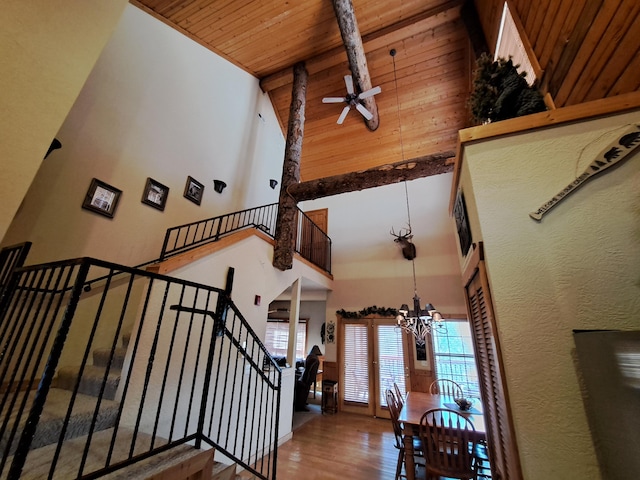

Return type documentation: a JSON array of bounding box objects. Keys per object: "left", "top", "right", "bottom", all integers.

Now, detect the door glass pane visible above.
[
  {"left": 343, "top": 323, "right": 369, "bottom": 404},
  {"left": 377, "top": 324, "right": 406, "bottom": 407}
]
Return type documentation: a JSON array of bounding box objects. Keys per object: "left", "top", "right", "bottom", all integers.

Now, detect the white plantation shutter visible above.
[
  {"left": 376, "top": 324, "right": 406, "bottom": 407},
  {"left": 343, "top": 323, "right": 369, "bottom": 404}
]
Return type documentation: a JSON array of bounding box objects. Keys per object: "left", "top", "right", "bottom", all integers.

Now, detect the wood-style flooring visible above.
[{"left": 273, "top": 411, "right": 400, "bottom": 480}]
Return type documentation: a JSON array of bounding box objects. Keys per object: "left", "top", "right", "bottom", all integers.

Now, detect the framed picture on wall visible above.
[
  {"left": 453, "top": 190, "right": 472, "bottom": 256},
  {"left": 141, "top": 177, "right": 169, "bottom": 211},
  {"left": 183, "top": 176, "right": 204, "bottom": 205},
  {"left": 82, "top": 178, "right": 122, "bottom": 218}
]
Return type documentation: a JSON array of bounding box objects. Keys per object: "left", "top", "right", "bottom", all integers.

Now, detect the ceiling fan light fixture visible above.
[{"left": 322, "top": 74, "right": 381, "bottom": 125}]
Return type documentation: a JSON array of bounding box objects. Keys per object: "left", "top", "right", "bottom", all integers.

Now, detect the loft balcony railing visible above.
[
  {"left": 0, "top": 257, "right": 281, "bottom": 480},
  {"left": 160, "top": 203, "right": 332, "bottom": 274}
]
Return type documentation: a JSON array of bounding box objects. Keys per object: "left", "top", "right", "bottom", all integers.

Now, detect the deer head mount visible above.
[{"left": 391, "top": 226, "right": 416, "bottom": 260}]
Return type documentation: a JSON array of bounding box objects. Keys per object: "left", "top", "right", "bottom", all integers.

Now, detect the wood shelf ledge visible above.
[{"left": 449, "top": 90, "right": 640, "bottom": 212}]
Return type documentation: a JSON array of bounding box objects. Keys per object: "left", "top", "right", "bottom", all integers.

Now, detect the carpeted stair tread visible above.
[
  {"left": 0, "top": 388, "right": 119, "bottom": 455},
  {"left": 93, "top": 347, "right": 128, "bottom": 369},
  {"left": 12, "top": 427, "right": 209, "bottom": 480},
  {"left": 55, "top": 364, "right": 121, "bottom": 400}
]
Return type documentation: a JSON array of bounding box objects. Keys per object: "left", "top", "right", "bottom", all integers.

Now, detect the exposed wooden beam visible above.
[
  {"left": 331, "top": 0, "right": 379, "bottom": 131},
  {"left": 259, "top": 0, "right": 464, "bottom": 93},
  {"left": 287, "top": 151, "right": 455, "bottom": 202},
  {"left": 460, "top": 0, "right": 489, "bottom": 60},
  {"left": 273, "top": 62, "right": 308, "bottom": 271}
]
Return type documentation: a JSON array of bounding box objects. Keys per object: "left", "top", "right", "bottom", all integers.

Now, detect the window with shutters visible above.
[
  {"left": 465, "top": 248, "right": 523, "bottom": 480},
  {"left": 494, "top": 1, "right": 539, "bottom": 84},
  {"left": 432, "top": 320, "right": 481, "bottom": 398},
  {"left": 264, "top": 320, "right": 307, "bottom": 361},
  {"left": 343, "top": 323, "right": 370, "bottom": 404}
]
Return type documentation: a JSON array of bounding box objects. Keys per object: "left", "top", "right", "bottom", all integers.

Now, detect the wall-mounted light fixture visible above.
[
  {"left": 269, "top": 179, "right": 278, "bottom": 189},
  {"left": 213, "top": 179, "right": 227, "bottom": 194},
  {"left": 44, "top": 138, "right": 62, "bottom": 159}
]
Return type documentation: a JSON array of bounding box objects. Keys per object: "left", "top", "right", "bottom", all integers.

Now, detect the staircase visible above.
[{"left": 0, "top": 257, "right": 282, "bottom": 480}]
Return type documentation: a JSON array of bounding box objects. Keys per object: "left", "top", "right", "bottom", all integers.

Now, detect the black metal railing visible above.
[
  {"left": 0, "top": 258, "right": 281, "bottom": 480},
  {"left": 160, "top": 204, "right": 279, "bottom": 261},
  {"left": 0, "top": 242, "right": 31, "bottom": 305},
  {"left": 160, "top": 203, "right": 332, "bottom": 273}
]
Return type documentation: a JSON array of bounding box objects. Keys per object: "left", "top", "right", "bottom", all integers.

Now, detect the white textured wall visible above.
[
  {"left": 126, "top": 234, "right": 331, "bottom": 445},
  {"left": 1, "top": 5, "right": 285, "bottom": 267},
  {"left": 459, "top": 110, "right": 640, "bottom": 479},
  {"left": 0, "top": 0, "right": 128, "bottom": 241}
]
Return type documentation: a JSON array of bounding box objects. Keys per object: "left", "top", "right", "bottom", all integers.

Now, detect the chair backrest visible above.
[
  {"left": 419, "top": 408, "right": 477, "bottom": 479},
  {"left": 300, "top": 354, "right": 320, "bottom": 386},
  {"left": 429, "top": 378, "right": 463, "bottom": 398},
  {"left": 385, "top": 389, "right": 403, "bottom": 449},
  {"left": 393, "top": 382, "right": 404, "bottom": 409}
]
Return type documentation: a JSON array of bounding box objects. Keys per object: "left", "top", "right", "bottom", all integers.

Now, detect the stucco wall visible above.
[
  {"left": 459, "top": 110, "right": 640, "bottom": 479},
  {"left": 1, "top": 4, "right": 285, "bottom": 267},
  {"left": 0, "top": 0, "right": 128, "bottom": 241}
]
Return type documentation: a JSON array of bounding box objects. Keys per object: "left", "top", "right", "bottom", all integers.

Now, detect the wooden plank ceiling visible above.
[{"left": 132, "top": 0, "right": 639, "bottom": 182}]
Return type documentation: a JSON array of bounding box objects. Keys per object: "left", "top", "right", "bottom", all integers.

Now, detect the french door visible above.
[{"left": 339, "top": 316, "right": 410, "bottom": 417}]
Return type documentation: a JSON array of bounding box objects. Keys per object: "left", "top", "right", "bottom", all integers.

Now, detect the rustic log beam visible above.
[
  {"left": 273, "top": 62, "right": 308, "bottom": 271},
  {"left": 288, "top": 151, "right": 455, "bottom": 202},
  {"left": 460, "top": 0, "right": 489, "bottom": 61},
  {"left": 331, "top": 0, "right": 379, "bottom": 131},
  {"left": 260, "top": 0, "right": 463, "bottom": 93}
]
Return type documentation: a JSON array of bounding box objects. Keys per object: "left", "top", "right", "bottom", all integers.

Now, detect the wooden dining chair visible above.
[
  {"left": 393, "top": 382, "right": 405, "bottom": 409},
  {"left": 386, "top": 389, "right": 423, "bottom": 480},
  {"left": 429, "top": 378, "right": 463, "bottom": 398},
  {"left": 418, "top": 408, "right": 478, "bottom": 480}
]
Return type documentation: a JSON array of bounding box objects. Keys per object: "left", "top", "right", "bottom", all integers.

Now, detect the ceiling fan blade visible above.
[
  {"left": 344, "top": 75, "right": 354, "bottom": 95},
  {"left": 337, "top": 105, "right": 351, "bottom": 124},
  {"left": 358, "top": 85, "right": 381, "bottom": 99},
  {"left": 355, "top": 103, "right": 373, "bottom": 120},
  {"left": 322, "top": 97, "right": 345, "bottom": 103}
]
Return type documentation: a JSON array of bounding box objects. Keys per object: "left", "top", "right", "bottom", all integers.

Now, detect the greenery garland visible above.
[{"left": 336, "top": 306, "right": 398, "bottom": 319}]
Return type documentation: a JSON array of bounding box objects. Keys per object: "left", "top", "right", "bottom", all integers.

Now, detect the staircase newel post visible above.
[
  {"left": 8, "top": 259, "right": 90, "bottom": 480},
  {"left": 196, "top": 267, "right": 234, "bottom": 448}
]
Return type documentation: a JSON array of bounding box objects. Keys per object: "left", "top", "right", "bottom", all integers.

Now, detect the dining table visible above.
[{"left": 398, "top": 391, "right": 487, "bottom": 480}]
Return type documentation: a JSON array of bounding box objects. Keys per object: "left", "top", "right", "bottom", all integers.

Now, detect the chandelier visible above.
[
  {"left": 390, "top": 47, "right": 444, "bottom": 345},
  {"left": 396, "top": 290, "right": 444, "bottom": 345}
]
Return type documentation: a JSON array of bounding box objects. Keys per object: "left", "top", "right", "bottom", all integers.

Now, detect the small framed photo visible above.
[
  {"left": 142, "top": 177, "right": 169, "bottom": 211},
  {"left": 82, "top": 178, "right": 122, "bottom": 218},
  {"left": 184, "top": 176, "right": 204, "bottom": 205}
]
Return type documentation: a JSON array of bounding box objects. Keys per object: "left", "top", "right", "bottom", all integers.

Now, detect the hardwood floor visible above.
[{"left": 273, "top": 411, "right": 400, "bottom": 480}]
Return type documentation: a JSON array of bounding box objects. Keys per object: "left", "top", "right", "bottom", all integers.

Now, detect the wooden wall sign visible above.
[{"left": 530, "top": 124, "right": 640, "bottom": 221}]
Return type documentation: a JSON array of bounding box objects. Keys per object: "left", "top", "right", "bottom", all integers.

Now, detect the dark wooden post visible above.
[
  {"left": 332, "top": 0, "right": 379, "bottom": 131},
  {"left": 273, "top": 62, "right": 308, "bottom": 271}
]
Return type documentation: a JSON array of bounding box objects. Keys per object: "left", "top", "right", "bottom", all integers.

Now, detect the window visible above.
[
  {"left": 495, "top": 1, "right": 538, "bottom": 85},
  {"left": 264, "top": 320, "right": 307, "bottom": 361},
  {"left": 432, "top": 320, "right": 480, "bottom": 398}
]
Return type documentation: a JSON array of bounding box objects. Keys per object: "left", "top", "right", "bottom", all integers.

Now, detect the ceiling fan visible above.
[{"left": 322, "top": 74, "right": 381, "bottom": 124}]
